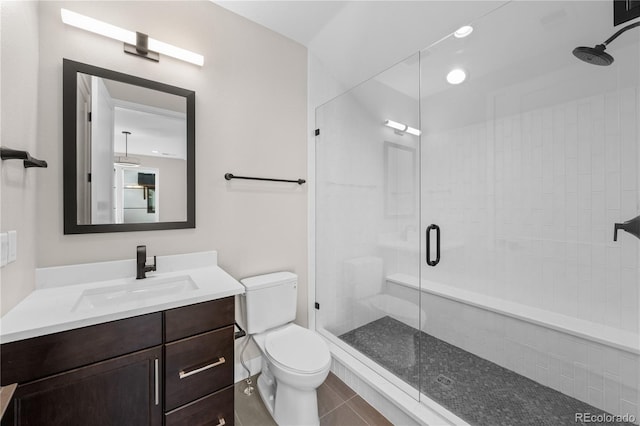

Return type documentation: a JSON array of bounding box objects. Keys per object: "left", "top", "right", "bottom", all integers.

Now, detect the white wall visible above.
[
  {"left": 118, "top": 155, "right": 187, "bottom": 223},
  {"left": 0, "top": 1, "right": 40, "bottom": 314},
  {"left": 2, "top": 1, "right": 307, "bottom": 369}
]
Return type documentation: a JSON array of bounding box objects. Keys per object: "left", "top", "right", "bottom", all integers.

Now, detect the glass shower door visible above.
[
  {"left": 315, "top": 53, "right": 422, "bottom": 398},
  {"left": 418, "top": 1, "right": 640, "bottom": 424}
]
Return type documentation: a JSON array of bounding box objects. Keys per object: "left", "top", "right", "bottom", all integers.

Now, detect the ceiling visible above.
[
  {"left": 103, "top": 78, "right": 187, "bottom": 159},
  {"left": 214, "top": 1, "right": 640, "bottom": 138},
  {"left": 214, "top": 1, "right": 507, "bottom": 92}
]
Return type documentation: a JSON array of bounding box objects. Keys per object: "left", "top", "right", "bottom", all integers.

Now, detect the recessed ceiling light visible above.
[
  {"left": 446, "top": 68, "right": 467, "bottom": 85},
  {"left": 151, "top": 150, "right": 159, "bottom": 154},
  {"left": 454, "top": 25, "right": 473, "bottom": 38}
]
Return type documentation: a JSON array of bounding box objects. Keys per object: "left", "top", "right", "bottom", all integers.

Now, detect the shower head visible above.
[
  {"left": 573, "top": 21, "right": 640, "bottom": 66},
  {"left": 572, "top": 44, "right": 614, "bottom": 66}
]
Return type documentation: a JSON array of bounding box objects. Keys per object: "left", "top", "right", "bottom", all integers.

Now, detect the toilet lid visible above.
[{"left": 265, "top": 326, "right": 330, "bottom": 374}]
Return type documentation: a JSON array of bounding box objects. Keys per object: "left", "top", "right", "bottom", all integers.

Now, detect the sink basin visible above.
[{"left": 72, "top": 275, "right": 198, "bottom": 312}]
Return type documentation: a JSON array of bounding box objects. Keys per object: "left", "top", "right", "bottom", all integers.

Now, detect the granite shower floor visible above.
[{"left": 339, "top": 316, "right": 635, "bottom": 426}]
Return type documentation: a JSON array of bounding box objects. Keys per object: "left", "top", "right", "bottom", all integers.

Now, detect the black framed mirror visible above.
[{"left": 63, "top": 59, "right": 195, "bottom": 234}]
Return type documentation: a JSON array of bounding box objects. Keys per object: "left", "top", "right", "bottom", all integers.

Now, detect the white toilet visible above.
[{"left": 240, "top": 272, "right": 331, "bottom": 426}]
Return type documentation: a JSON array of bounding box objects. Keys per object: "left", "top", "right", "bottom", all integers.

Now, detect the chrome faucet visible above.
[{"left": 136, "top": 245, "right": 157, "bottom": 279}]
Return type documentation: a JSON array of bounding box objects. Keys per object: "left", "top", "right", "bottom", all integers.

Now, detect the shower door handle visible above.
[{"left": 426, "top": 224, "right": 440, "bottom": 266}]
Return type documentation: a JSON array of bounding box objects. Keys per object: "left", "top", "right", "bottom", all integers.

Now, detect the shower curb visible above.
[{"left": 325, "top": 338, "right": 469, "bottom": 426}]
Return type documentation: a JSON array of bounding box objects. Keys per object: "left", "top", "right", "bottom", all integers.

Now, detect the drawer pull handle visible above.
[
  {"left": 179, "top": 357, "right": 226, "bottom": 379},
  {"left": 154, "top": 358, "right": 159, "bottom": 405},
  {"left": 216, "top": 418, "right": 226, "bottom": 426}
]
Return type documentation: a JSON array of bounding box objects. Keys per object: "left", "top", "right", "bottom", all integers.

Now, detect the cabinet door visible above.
[{"left": 2, "top": 346, "right": 162, "bottom": 426}]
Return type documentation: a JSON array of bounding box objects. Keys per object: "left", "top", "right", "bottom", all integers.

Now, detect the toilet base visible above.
[
  {"left": 256, "top": 369, "right": 276, "bottom": 416},
  {"left": 273, "top": 379, "right": 320, "bottom": 426},
  {"left": 256, "top": 364, "right": 321, "bottom": 426}
]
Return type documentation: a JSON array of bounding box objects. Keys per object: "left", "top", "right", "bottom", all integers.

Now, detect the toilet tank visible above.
[{"left": 240, "top": 272, "right": 297, "bottom": 334}]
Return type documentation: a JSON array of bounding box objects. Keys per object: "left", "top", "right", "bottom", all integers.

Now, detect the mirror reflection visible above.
[{"left": 76, "top": 73, "right": 187, "bottom": 225}]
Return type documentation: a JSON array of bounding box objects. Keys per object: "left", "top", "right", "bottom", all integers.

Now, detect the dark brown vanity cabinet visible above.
[
  {"left": 2, "top": 347, "right": 162, "bottom": 426},
  {"left": 0, "top": 297, "right": 235, "bottom": 426},
  {"left": 163, "top": 296, "right": 235, "bottom": 426}
]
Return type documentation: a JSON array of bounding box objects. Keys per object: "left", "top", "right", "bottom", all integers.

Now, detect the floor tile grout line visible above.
[
  {"left": 319, "top": 399, "right": 348, "bottom": 420},
  {"left": 236, "top": 373, "right": 384, "bottom": 425},
  {"left": 233, "top": 412, "right": 244, "bottom": 426},
  {"left": 348, "top": 401, "right": 373, "bottom": 426},
  {"left": 324, "top": 379, "right": 357, "bottom": 404}
]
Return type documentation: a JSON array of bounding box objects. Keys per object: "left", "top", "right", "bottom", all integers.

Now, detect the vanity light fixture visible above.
[
  {"left": 60, "top": 9, "right": 204, "bottom": 66},
  {"left": 114, "top": 131, "right": 140, "bottom": 167},
  {"left": 384, "top": 119, "right": 421, "bottom": 136}
]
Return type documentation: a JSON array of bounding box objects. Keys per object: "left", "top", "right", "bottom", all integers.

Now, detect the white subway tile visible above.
[
  {"left": 606, "top": 172, "right": 622, "bottom": 210},
  {"left": 587, "top": 344, "right": 605, "bottom": 390},
  {"left": 575, "top": 362, "right": 589, "bottom": 401},
  {"left": 604, "top": 373, "right": 621, "bottom": 415},
  {"left": 566, "top": 123, "right": 578, "bottom": 159},
  {"left": 561, "top": 375, "right": 574, "bottom": 397},
  {"left": 620, "top": 399, "right": 638, "bottom": 421},
  {"left": 549, "top": 357, "right": 563, "bottom": 391},
  {"left": 588, "top": 386, "right": 604, "bottom": 410},
  {"left": 605, "top": 132, "right": 621, "bottom": 173}
]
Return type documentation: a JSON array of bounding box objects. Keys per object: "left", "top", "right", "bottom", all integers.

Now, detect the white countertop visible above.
[{"left": 0, "top": 251, "right": 245, "bottom": 344}]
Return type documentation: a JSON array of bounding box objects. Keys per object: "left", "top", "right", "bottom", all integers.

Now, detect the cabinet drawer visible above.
[
  {"left": 164, "top": 297, "right": 234, "bottom": 342},
  {"left": 0, "top": 312, "right": 162, "bottom": 386},
  {"left": 165, "top": 385, "right": 234, "bottom": 426},
  {"left": 165, "top": 326, "right": 233, "bottom": 410}
]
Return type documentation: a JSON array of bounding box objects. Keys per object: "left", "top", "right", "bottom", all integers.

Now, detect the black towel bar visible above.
[
  {"left": 0, "top": 147, "right": 48, "bottom": 168},
  {"left": 225, "top": 173, "right": 305, "bottom": 185}
]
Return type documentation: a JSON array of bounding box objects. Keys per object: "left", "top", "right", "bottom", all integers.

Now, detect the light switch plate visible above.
[
  {"left": 8, "top": 230, "right": 17, "bottom": 263},
  {"left": 0, "top": 232, "right": 7, "bottom": 267}
]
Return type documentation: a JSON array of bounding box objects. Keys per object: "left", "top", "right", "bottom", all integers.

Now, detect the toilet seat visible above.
[{"left": 265, "top": 325, "right": 331, "bottom": 374}]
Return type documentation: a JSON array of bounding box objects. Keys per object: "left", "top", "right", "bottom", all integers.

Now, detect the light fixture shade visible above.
[
  {"left": 114, "top": 155, "right": 140, "bottom": 167},
  {"left": 384, "top": 119, "right": 421, "bottom": 136},
  {"left": 384, "top": 119, "right": 407, "bottom": 132},
  {"left": 405, "top": 126, "right": 422, "bottom": 136},
  {"left": 60, "top": 8, "right": 204, "bottom": 66},
  {"left": 148, "top": 38, "right": 204, "bottom": 66},
  {"left": 61, "top": 9, "right": 135, "bottom": 44}
]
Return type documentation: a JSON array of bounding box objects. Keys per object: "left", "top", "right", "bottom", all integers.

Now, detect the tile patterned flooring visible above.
[
  {"left": 340, "top": 316, "right": 636, "bottom": 426},
  {"left": 234, "top": 372, "right": 392, "bottom": 426}
]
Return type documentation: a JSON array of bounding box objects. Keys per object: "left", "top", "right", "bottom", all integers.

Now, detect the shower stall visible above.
[{"left": 315, "top": 1, "right": 640, "bottom": 424}]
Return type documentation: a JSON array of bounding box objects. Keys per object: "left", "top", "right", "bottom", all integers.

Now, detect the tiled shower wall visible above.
[
  {"left": 415, "top": 86, "right": 640, "bottom": 420},
  {"left": 422, "top": 87, "right": 640, "bottom": 333}
]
